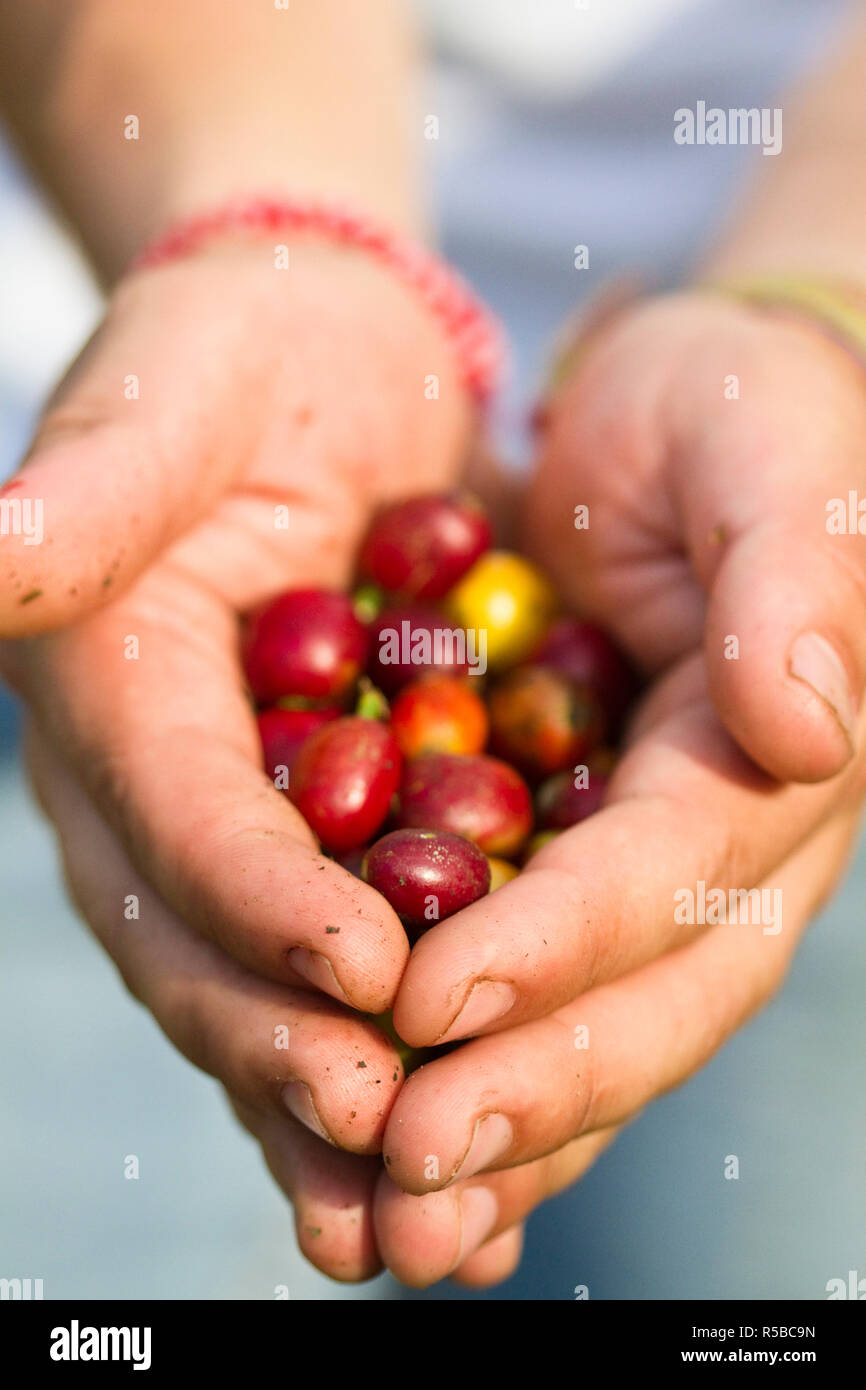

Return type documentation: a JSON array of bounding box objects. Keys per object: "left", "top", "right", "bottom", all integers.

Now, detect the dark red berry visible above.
[
  {"left": 535, "top": 752, "right": 614, "bottom": 830},
  {"left": 243, "top": 589, "right": 368, "bottom": 704},
  {"left": 290, "top": 716, "right": 401, "bottom": 853},
  {"left": 257, "top": 706, "right": 341, "bottom": 788},
  {"left": 396, "top": 752, "right": 533, "bottom": 857},
  {"left": 488, "top": 665, "right": 603, "bottom": 780},
  {"left": 362, "top": 829, "right": 490, "bottom": 942},
  {"left": 530, "top": 617, "right": 635, "bottom": 730},
  {"left": 335, "top": 847, "right": 368, "bottom": 879},
  {"left": 367, "top": 605, "right": 473, "bottom": 694},
  {"left": 360, "top": 491, "right": 492, "bottom": 601}
]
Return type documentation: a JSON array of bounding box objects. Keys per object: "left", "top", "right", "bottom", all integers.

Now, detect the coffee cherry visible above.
[
  {"left": 390, "top": 675, "right": 488, "bottom": 758},
  {"left": 522, "top": 829, "right": 561, "bottom": 861},
  {"left": 367, "top": 1009, "right": 430, "bottom": 1073},
  {"left": 487, "top": 857, "right": 520, "bottom": 892},
  {"left": 396, "top": 752, "right": 533, "bottom": 857},
  {"left": 335, "top": 847, "right": 367, "bottom": 879},
  {"left": 362, "top": 828, "right": 491, "bottom": 942},
  {"left": 243, "top": 589, "right": 368, "bottom": 704},
  {"left": 368, "top": 604, "right": 472, "bottom": 693},
  {"left": 257, "top": 706, "right": 341, "bottom": 789},
  {"left": 446, "top": 551, "right": 557, "bottom": 669},
  {"left": 530, "top": 616, "right": 635, "bottom": 729},
  {"left": 488, "top": 665, "right": 603, "bottom": 780},
  {"left": 290, "top": 716, "right": 401, "bottom": 853},
  {"left": 535, "top": 748, "right": 615, "bottom": 829},
  {"left": 360, "top": 491, "right": 492, "bottom": 600}
]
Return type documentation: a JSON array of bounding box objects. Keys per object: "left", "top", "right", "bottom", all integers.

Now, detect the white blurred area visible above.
[
  {"left": 423, "top": 0, "right": 704, "bottom": 97},
  {"left": 0, "top": 189, "right": 100, "bottom": 396},
  {"left": 0, "top": 180, "right": 101, "bottom": 478}
]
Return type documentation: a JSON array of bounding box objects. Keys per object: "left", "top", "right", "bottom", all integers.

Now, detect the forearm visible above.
[
  {"left": 706, "top": 6, "right": 866, "bottom": 281},
  {"left": 0, "top": 0, "right": 421, "bottom": 281}
]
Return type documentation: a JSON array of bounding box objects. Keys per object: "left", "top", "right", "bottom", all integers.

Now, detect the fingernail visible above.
[
  {"left": 788, "top": 632, "right": 858, "bottom": 751},
  {"left": 281, "top": 1081, "right": 334, "bottom": 1144},
  {"left": 453, "top": 1112, "right": 514, "bottom": 1182},
  {"left": 457, "top": 1187, "right": 499, "bottom": 1266},
  {"left": 287, "top": 947, "right": 350, "bottom": 1005},
  {"left": 437, "top": 981, "right": 517, "bottom": 1044}
]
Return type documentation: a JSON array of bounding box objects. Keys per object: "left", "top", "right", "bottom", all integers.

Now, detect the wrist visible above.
[
  {"left": 126, "top": 193, "right": 504, "bottom": 407},
  {"left": 151, "top": 140, "right": 421, "bottom": 253},
  {"left": 35, "top": 0, "right": 422, "bottom": 282},
  {"left": 43, "top": 112, "right": 419, "bottom": 286},
  {"left": 695, "top": 274, "right": 866, "bottom": 381}
]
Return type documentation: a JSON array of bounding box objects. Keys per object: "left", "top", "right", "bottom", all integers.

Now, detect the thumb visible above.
[
  {"left": 0, "top": 278, "right": 239, "bottom": 638},
  {"left": 522, "top": 291, "right": 866, "bottom": 784},
  {"left": 681, "top": 318, "right": 866, "bottom": 784},
  {"left": 704, "top": 523, "right": 866, "bottom": 784}
]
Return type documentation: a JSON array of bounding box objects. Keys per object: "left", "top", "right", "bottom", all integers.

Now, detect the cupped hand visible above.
[
  {"left": 0, "top": 238, "right": 472, "bottom": 1281},
  {"left": 375, "top": 291, "right": 866, "bottom": 1286}
]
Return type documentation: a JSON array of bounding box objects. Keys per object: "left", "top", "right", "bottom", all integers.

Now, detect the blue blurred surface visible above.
[{"left": 0, "top": 687, "right": 19, "bottom": 757}]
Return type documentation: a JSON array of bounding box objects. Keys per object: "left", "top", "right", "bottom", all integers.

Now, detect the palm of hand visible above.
[{"left": 4, "top": 279, "right": 866, "bottom": 1288}]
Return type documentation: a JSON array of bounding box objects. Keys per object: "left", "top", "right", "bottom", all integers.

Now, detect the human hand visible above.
[
  {"left": 0, "top": 239, "right": 472, "bottom": 1280},
  {"left": 370, "top": 291, "right": 866, "bottom": 1286}
]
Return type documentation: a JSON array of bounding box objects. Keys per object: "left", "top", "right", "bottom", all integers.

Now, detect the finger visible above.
[
  {"left": 231, "top": 1096, "right": 383, "bottom": 1282},
  {"left": 523, "top": 294, "right": 712, "bottom": 674},
  {"left": 26, "top": 723, "right": 406, "bottom": 1153},
  {"left": 669, "top": 310, "right": 866, "bottom": 783},
  {"left": 527, "top": 294, "right": 866, "bottom": 781},
  {"left": 0, "top": 244, "right": 473, "bottom": 639},
  {"left": 384, "top": 809, "right": 857, "bottom": 1193},
  {"left": 374, "top": 1129, "right": 616, "bottom": 1288},
  {"left": 0, "top": 272, "right": 247, "bottom": 636},
  {"left": 704, "top": 529, "right": 866, "bottom": 784},
  {"left": 393, "top": 658, "right": 863, "bottom": 1046},
  {"left": 450, "top": 1224, "right": 524, "bottom": 1288},
  {"left": 14, "top": 573, "right": 410, "bottom": 1012}
]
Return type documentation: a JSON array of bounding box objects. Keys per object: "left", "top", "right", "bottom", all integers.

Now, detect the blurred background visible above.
[{"left": 1, "top": 0, "right": 863, "bottom": 1299}]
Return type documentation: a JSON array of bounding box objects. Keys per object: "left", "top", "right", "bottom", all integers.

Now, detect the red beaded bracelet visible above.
[{"left": 129, "top": 194, "right": 505, "bottom": 405}]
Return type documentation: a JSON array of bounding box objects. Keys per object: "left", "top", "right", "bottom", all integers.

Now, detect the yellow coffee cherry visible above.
[
  {"left": 522, "top": 830, "right": 561, "bottom": 863},
  {"left": 487, "top": 856, "right": 520, "bottom": 892},
  {"left": 447, "top": 551, "right": 557, "bottom": 669},
  {"left": 368, "top": 1010, "right": 428, "bottom": 1074}
]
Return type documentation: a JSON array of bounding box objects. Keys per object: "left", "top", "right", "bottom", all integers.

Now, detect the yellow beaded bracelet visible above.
[
  {"left": 701, "top": 274, "right": 866, "bottom": 368},
  {"left": 532, "top": 274, "right": 866, "bottom": 434}
]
